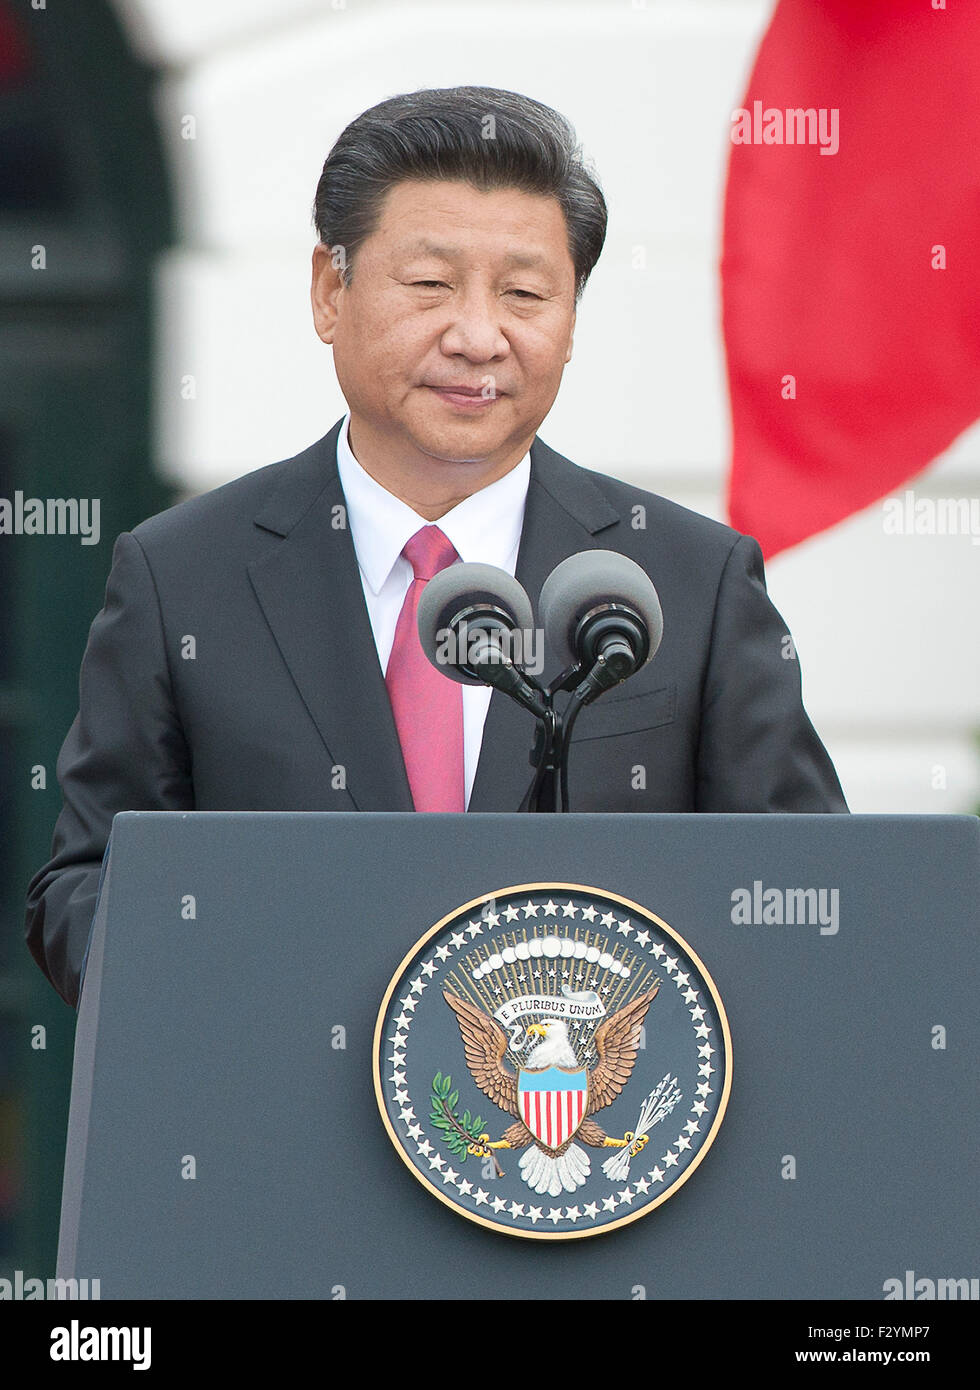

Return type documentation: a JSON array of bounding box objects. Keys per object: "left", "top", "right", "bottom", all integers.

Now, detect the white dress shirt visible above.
[{"left": 335, "top": 410, "right": 530, "bottom": 809}]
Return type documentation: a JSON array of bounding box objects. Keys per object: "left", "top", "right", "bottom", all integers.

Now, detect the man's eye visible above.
[
  {"left": 411, "top": 281, "right": 448, "bottom": 289},
  {"left": 508, "top": 290, "right": 541, "bottom": 299}
]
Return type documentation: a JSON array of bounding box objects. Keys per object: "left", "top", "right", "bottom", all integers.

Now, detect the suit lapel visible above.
[
  {"left": 247, "top": 420, "right": 413, "bottom": 811},
  {"left": 468, "top": 436, "right": 622, "bottom": 811}
]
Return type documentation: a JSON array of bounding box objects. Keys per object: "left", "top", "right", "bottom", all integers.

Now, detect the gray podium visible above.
[{"left": 58, "top": 811, "right": 979, "bottom": 1300}]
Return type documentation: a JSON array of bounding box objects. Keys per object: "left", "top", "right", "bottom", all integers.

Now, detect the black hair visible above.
[{"left": 312, "top": 85, "right": 607, "bottom": 301}]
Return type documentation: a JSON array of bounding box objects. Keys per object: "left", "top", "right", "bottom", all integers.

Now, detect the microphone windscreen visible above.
[
  {"left": 416, "top": 561, "right": 535, "bottom": 686},
  {"left": 539, "top": 550, "right": 663, "bottom": 669}
]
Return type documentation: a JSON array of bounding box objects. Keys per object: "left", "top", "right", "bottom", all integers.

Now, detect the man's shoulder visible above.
[
  {"left": 128, "top": 424, "right": 342, "bottom": 557},
  {"left": 532, "top": 437, "right": 748, "bottom": 568}
]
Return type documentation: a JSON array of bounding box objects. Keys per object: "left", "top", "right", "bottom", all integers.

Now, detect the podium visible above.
[{"left": 58, "top": 811, "right": 979, "bottom": 1299}]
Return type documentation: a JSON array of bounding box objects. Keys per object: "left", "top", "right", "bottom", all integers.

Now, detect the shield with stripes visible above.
[{"left": 518, "top": 1066, "right": 589, "bottom": 1150}]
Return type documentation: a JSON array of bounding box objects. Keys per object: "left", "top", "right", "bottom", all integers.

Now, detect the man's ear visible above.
[
  {"left": 565, "top": 306, "right": 576, "bottom": 363},
  {"left": 311, "top": 242, "right": 346, "bottom": 344}
]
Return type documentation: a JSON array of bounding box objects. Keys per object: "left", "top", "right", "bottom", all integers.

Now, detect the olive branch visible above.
[{"left": 429, "top": 1072, "right": 503, "bottom": 1177}]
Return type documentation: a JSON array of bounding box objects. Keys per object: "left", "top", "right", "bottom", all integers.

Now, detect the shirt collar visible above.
[{"left": 335, "top": 410, "right": 530, "bottom": 593}]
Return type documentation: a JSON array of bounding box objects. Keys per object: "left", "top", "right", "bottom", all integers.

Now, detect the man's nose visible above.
[{"left": 439, "top": 288, "right": 510, "bottom": 360}]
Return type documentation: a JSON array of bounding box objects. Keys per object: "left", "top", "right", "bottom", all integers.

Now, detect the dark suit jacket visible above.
[{"left": 25, "top": 417, "right": 847, "bottom": 1005}]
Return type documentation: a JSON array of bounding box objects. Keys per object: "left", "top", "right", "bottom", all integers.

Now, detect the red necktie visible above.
[{"left": 385, "top": 525, "right": 465, "bottom": 812}]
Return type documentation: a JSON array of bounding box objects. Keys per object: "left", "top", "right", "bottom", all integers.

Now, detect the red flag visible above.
[{"left": 722, "top": 0, "right": 980, "bottom": 557}]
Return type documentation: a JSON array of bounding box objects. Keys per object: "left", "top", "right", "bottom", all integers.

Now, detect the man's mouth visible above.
[
  {"left": 424, "top": 384, "right": 502, "bottom": 409},
  {"left": 425, "top": 384, "right": 500, "bottom": 395}
]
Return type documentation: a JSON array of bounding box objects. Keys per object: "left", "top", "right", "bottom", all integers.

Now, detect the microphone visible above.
[
  {"left": 539, "top": 550, "right": 663, "bottom": 705},
  {"left": 416, "top": 562, "right": 548, "bottom": 719}
]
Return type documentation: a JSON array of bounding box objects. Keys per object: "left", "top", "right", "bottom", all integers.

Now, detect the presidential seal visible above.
[{"left": 373, "top": 884, "right": 732, "bottom": 1239}]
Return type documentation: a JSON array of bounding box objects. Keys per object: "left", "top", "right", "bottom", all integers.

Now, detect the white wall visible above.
[{"left": 115, "top": 0, "right": 980, "bottom": 814}]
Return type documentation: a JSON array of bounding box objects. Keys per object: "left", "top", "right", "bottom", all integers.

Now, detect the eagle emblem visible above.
[
  {"left": 445, "top": 989, "right": 659, "bottom": 1197},
  {"left": 374, "top": 884, "right": 731, "bottom": 1238}
]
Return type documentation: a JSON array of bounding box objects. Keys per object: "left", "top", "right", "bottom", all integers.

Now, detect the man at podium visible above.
[{"left": 26, "top": 85, "right": 847, "bottom": 1007}]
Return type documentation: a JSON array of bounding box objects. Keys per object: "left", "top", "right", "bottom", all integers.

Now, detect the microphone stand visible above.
[
  {"left": 518, "top": 651, "right": 637, "bottom": 813},
  {"left": 459, "top": 654, "right": 563, "bottom": 813},
  {"left": 519, "top": 705, "right": 562, "bottom": 813},
  {"left": 518, "top": 664, "right": 583, "bottom": 813},
  {"left": 462, "top": 625, "right": 645, "bottom": 812}
]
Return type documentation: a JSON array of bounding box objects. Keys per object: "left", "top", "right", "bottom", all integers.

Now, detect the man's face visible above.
[{"left": 311, "top": 178, "right": 578, "bottom": 471}]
